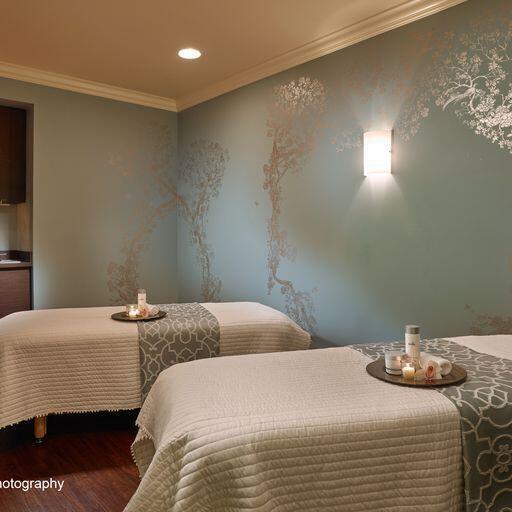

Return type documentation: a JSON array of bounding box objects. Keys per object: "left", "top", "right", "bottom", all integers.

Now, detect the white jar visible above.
[{"left": 405, "top": 325, "right": 420, "bottom": 359}]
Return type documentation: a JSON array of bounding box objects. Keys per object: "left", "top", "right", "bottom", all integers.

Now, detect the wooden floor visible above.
[{"left": 0, "top": 411, "right": 140, "bottom": 512}]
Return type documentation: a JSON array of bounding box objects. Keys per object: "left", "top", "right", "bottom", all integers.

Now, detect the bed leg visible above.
[{"left": 34, "top": 416, "right": 47, "bottom": 444}]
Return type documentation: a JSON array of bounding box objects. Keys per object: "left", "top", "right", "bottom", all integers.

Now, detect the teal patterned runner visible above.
[
  {"left": 350, "top": 338, "right": 512, "bottom": 512},
  {"left": 137, "top": 303, "right": 220, "bottom": 401}
]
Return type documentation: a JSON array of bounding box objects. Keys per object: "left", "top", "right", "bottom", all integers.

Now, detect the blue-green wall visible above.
[
  {"left": 0, "top": 77, "right": 178, "bottom": 309},
  {"left": 178, "top": 0, "right": 512, "bottom": 344}
]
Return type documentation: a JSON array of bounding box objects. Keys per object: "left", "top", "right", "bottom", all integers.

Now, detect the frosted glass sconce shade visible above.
[{"left": 363, "top": 130, "right": 392, "bottom": 176}]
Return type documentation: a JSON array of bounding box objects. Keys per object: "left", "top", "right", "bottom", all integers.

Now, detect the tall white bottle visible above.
[
  {"left": 405, "top": 325, "right": 420, "bottom": 360},
  {"left": 137, "top": 288, "right": 147, "bottom": 316}
]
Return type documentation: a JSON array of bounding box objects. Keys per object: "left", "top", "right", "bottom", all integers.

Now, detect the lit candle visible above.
[
  {"left": 127, "top": 304, "right": 140, "bottom": 318},
  {"left": 402, "top": 363, "right": 415, "bottom": 380}
]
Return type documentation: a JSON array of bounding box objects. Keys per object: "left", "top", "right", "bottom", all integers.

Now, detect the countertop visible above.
[
  {"left": 0, "top": 250, "right": 32, "bottom": 270},
  {"left": 0, "top": 261, "right": 32, "bottom": 270}
]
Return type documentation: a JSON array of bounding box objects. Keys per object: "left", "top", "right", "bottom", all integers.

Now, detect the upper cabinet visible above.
[{"left": 0, "top": 106, "right": 26, "bottom": 205}]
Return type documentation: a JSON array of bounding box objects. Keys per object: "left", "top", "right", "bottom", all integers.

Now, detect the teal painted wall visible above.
[
  {"left": 0, "top": 77, "right": 178, "bottom": 309},
  {"left": 178, "top": 0, "right": 512, "bottom": 344}
]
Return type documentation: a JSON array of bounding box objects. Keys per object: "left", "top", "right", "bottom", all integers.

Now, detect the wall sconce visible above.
[{"left": 363, "top": 130, "right": 392, "bottom": 176}]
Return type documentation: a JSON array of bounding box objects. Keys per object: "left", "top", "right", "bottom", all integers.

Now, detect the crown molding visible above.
[
  {"left": 176, "top": 0, "right": 466, "bottom": 111},
  {"left": 0, "top": 61, "right": 177, "bottom": 112}
]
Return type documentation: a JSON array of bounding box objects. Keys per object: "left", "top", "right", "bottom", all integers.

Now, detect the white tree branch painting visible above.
[{"left": 435, "top": 28, "right": 512, "bottom": 152}]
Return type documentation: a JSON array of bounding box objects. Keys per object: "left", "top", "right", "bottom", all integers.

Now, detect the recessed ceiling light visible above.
[{"left": 178, "top": 48, "right": 202, "bottom": 60}]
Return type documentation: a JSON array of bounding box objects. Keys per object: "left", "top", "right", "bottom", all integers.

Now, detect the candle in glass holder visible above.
[
  {"left": 126, "top": 304, "right": 140, "bottom": 318},
  {"left": 384, "top": 350, "right": 404, "bottom": 375},
  {"left": 402, "top": 362, "right": 415, "bottom": 380}
]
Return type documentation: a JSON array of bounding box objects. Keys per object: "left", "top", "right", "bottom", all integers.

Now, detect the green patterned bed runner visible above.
[
  {"left": 350, "top": 338, "right": 512, "bottom": 512},
  {"left": 137, "top": 303, "right": 220, "bottom": 401}
]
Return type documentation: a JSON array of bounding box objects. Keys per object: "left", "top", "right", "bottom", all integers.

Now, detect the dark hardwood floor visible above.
[{"left": 0, "top": 411, "right": 140, "bottom": 512}]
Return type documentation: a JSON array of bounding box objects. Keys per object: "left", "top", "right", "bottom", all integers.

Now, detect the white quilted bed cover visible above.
[
  {"left": 0, "top": 302, "right": 310, "bottom": 429},
  {"left": 128, "top": 346, "right": 465, "bottom": 512}
]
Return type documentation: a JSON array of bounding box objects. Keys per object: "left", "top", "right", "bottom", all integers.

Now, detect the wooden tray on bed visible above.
[
  {"left": 366, "top": 358, "right": 467, "bottom": 388},
  {"left": 111, "top": 310, "right": 167, "bottom": 322}
]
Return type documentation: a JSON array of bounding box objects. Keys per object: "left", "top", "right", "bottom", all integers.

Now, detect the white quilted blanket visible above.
[
  {"left": 127, "top": 346, "right": 465, "bottom": 512},
  {"left": 0, "top": 302, "right": 310, "bottom": 429}
]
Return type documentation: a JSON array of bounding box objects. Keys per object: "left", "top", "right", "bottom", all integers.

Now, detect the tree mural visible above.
[
  {"left": 107, "top": 125, "right": 176, "bottom": 305},
  {"left": 331, "top": 13, "right": 511, "bottom": 152},
  {"left": 264, "top": 77, "right": 325, "bottom": 332},
  {"left": 180, "top": 140, "right": 229, "bottom": 302},
  {"left": 107, "top": 131, "right": 228, "bottom": 304},
  {"left": 434, "top": 26, "right": 512, "bottom": 153},
  {"left": 392, "top": 16, "right": 512, "bottom": 152}
]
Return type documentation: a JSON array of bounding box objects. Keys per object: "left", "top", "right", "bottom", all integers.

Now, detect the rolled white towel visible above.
[
  {"left": 420, "top": 352, "right": 452, "bottom": 376},
  {"left": 145, "top": 304, "right": 160, "bottom": 316},
  {"left": 414, "top": 365, "right": 442, "bottom": 381}
]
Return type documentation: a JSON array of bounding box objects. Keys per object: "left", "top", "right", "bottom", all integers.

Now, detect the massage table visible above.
[
  {"left": 0, "top": 302, "right": 310, "bottom": 441},
  {"left": 127, "top": 335, "right": 512, "bottom": 512}
]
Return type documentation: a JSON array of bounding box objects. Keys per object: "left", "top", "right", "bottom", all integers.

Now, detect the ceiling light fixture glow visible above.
[{"left": 178, "top": 48, "right": 202, "bottom": 60}]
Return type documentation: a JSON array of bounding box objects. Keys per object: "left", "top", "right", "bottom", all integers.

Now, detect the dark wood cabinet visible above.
[
  {"left": 0, "top": 106, "right": 26, "bottom": 205},
  {"left": 0, "top": 268, "right": 31, "bottom": 318}
]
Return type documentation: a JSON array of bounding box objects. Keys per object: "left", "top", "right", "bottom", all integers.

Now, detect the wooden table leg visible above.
[{"left": 34, "top": 415, "right": 47, "bottom": 444}]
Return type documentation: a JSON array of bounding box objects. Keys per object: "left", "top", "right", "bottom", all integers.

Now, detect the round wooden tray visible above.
[
  {"left": 366, "top": 358, "right": 467, "bottom": 388},
  {"left": 111, "top": 310, "right": 167, "bottom": 322}
]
